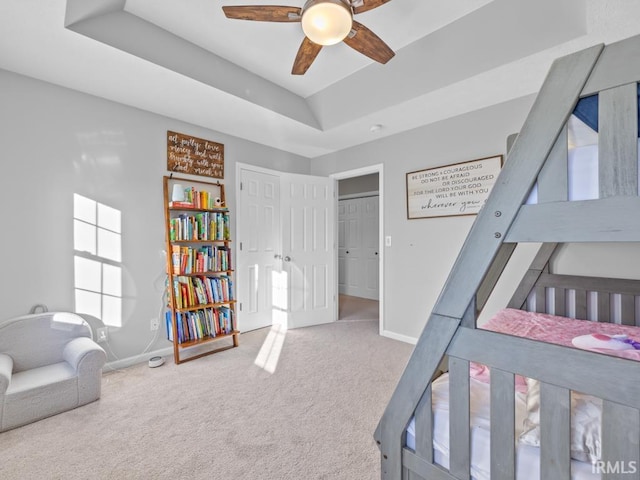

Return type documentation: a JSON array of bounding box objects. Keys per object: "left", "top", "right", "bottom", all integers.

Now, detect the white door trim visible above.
[{"left": 330, "top": 164, "right": 384, "bottom": 335}]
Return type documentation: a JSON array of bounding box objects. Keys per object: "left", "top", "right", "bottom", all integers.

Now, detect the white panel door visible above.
[
  {"left": 361, "top": 196, "right": 380, "bottom": 300},
  {"left": 281, "top": 173, "right": 336, "bottom": 329},
  {"left": 237, "top": 169, "right": 281, "bottom": 332},
  {"left": 338, "top": 198, "right": 362, "bottom": 296},
  {"left": 337, "top": 196, "right": 379, "bottom": 300}
]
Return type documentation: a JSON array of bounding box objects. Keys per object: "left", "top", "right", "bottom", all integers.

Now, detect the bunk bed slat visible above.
[
  {"left": 540, "top": 383, "right": 571, "bottom": 479},
  {"left": 535, "top": 285, "right": 547, "bottom": 313},
  {"left": 621, "top": 294, "right": 635, "bottom": 325},
  {"left": 538, "top": 124, "right": 569, "bottom": 202},
  {"left": 413, "top": 384, "right": 434, "bottom": 464},
  {"left": 554, "top": 287, "right": 566, "bottom": 316},
  {"left": 489, "top": 369, "right": 515, "bottom": 480},
  {"left": 597, "top": 292, "right": 611, "bottom": 322},
  {"left": 505, "top": 197, "right": 640, "bottom": 243},
  {"left": 448, "top": 357, "right": 470, "bottom": 479},
  {"left": 601, "top": 401, "right": 640, "bottom": 480},
  {"left": 575, "top": 289, "right": 588, "bottom": 320},
  {"left": 599, "top": 82, "right": 639, "bottom": 198}
]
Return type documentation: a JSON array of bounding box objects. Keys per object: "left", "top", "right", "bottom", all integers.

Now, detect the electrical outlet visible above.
[
  {"left": 150, "top": 317, "right": 159, "bottom": 331},
  {"left": 96, "top": 327, "right": 108, "bottom": 343}
]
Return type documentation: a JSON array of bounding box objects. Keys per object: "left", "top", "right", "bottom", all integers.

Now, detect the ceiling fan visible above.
[{"left": 222, "top": 0, "right": 395, "bottom": 75}]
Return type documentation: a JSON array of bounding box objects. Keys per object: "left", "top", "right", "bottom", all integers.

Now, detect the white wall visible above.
[
  {"left": 312, "top": 97, "right": 538, "bottom": 341},
  {"left": 0, "top": 69, "right": 310, "bottom": 365}
]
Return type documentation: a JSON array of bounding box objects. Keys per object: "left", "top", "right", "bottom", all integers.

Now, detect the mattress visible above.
[{"left": 405, "top": 374, "right": 600, "bottom": 480}]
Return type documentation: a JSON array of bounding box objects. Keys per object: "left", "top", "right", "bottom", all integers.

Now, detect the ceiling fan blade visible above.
[
  {"left": 343, "top": 20, "right": 394, "bottom": 64},
  {"left": 353, "top": 0, "right": 392, "bottom": 15},
  {"left": 292, "top": 37, "right": 323, "bottom": 75},
  {"left": 222, "top": 5, "right": 302, "bottom": 22}
]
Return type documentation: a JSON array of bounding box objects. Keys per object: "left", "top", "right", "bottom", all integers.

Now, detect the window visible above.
[{"left": 73, "top": 194, "right": 123, "bottom": 327}]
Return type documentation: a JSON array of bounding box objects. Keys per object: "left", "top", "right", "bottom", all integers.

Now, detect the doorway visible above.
[
  {"left": 236, "top": 163, "right": 337, "bottom": 332},
  {"left": 331, "top": 165, "right": 384, "bottom": 334}
]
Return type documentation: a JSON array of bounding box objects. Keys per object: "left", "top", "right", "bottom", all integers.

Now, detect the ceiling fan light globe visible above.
[{"left": 301, "top": 0, "right": 353, "bottom": 46}]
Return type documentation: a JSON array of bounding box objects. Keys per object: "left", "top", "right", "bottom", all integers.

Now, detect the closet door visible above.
[
  {"left": 338, "top": 196, "right": 379, "bottom": 300},
  {"left": 339, "top": 198, "right": 362, "bottom": 297},
  {"left": 361, "top": 196, "right": 379, "bottom": 300}
]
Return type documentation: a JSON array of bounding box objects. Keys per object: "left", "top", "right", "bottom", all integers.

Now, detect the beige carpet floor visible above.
[{"left": 0, "top": 319, "right": 412, "bottom": 480}]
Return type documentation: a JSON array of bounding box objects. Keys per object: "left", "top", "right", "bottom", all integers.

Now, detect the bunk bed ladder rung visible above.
[
  {"left": 489, "top": 369, "right": 515, "bottom": 480},
  {"left": 540, "top": 383, "right": 571, "bottom": 479}
]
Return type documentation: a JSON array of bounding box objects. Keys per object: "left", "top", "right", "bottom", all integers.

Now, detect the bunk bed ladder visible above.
[{"left": 376, "top": 43, "right": 605, "bottom": 480}]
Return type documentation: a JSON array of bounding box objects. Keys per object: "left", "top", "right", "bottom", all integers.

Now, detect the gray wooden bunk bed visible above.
[{"left": 376, "top": 34, "right": 640, "bottom": 480}]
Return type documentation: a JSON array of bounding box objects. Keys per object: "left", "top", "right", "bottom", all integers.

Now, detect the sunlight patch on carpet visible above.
[{"left": 254, "top": 324, "right": 287, "bottom": 373}]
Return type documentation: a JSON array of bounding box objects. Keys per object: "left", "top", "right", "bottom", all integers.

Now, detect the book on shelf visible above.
[
  {"left": 169, "top": 201, "right": 195, "bottom": 209},
  {"left": 169, "top": 212, "right": 231, "bottom": 242},
  {"left": 170, "top": 275, "right": 235, "bottom": 309},
  {"left": 165, "top": 307, "right": 235, "bottom": 344}
]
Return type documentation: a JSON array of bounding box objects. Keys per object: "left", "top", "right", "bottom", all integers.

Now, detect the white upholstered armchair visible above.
[{"left": 0, "top": 312, "right": 107, "bottom": 432}]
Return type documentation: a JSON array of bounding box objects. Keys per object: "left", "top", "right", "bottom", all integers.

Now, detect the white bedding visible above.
[{"left": 405, "top": 374, "right": 600, "bottom": 480}]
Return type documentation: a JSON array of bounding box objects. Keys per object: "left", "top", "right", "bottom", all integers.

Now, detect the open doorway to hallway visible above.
[{"left": 337, "top": 172, "right": 380, "bottom": 323}]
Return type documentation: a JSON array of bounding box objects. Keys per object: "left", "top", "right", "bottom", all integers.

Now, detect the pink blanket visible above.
[{"left": 469, "top": 308, "right": 640, "bottom": 391}]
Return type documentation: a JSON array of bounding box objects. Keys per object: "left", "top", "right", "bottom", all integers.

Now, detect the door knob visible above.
[
  {"left": 375, "top": 252, "right": 378, "bottom": 255},
  {"left": 284, "top": 256, "right": 291, "bottom": 262},
  {"left": 346, "top": 251, "right": 349, "bottom": 254}
]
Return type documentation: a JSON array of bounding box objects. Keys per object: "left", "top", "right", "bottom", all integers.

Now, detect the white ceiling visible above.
[{"left": 1, "top": 0, "right": 640, "bottom": 158}]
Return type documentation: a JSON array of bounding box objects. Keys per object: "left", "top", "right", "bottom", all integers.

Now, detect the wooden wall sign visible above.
[
  {"left": 406, "top": 155, "right": 503, "bottom": 219},
  {"left": 167, "top": 131, "right": 224, "bottom": 179}
]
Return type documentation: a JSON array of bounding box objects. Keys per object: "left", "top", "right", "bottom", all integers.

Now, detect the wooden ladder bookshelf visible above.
[{"left": 162, "top": 175, "right": 239, "bottom": 364}]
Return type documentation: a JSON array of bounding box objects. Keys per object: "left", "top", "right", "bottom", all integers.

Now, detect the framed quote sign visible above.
[
  {"left": 406, "top": 155, "right": 502, "bottom": 219},
  {"left": 167, "top": 131, "right": 224, "bottom": 179}
]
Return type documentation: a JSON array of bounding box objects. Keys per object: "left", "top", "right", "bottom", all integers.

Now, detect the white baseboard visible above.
[
  {"left": 103, "top": 346, "right": 174, "bottom": 372},
  {"left": 380, "top": 329, "right": 417, "bottom": 345}
]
